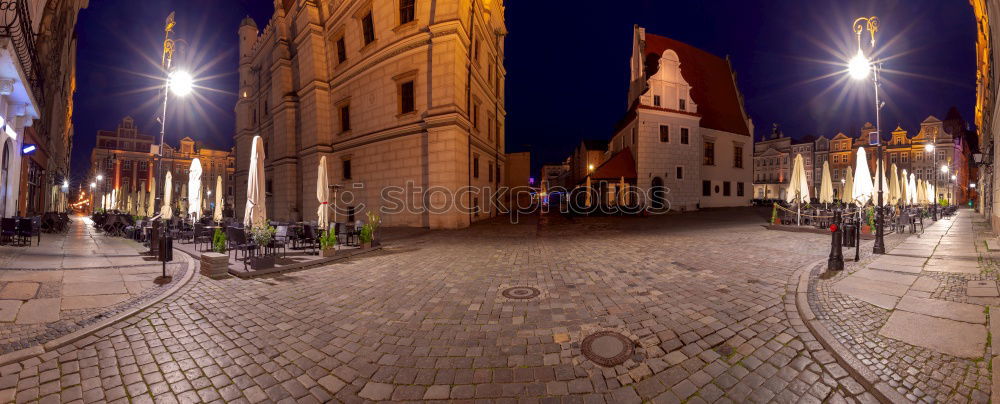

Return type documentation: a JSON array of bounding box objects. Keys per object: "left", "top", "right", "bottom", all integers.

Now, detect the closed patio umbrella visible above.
[
  {"left": 874, "top": 159, "right": 889, "bottom": 206},
  {"left": 852, "top": 147, "right": 873, "bottom": 206},
  {"left": 179, "top": 186, "right": 187, "bottom": 215},
  {"left": 819, "top": 161, "right": 833, "bottom": 205},
  {"left": 785, "top": 154, "right": 810, "bottom": 204},
  {"left": 619, "top": 176, "right": 626, "bottom": 205},
  {"left": 907, "top": 173, "right": 917, "bottom": 205},
  {"left": 900, "top": 169, "right": 909, "bottom": 206},
  {"left": 147, "top": 176, "right": 156, "bottom": 218},
  {"left": 214, "top": 176, "right": 223, "bottom": 222},
  {"left": 317, "top": 156, "right": 329, "bottom": 230},
  {"left": 888, "top": 164, "right": 900, "bottom": 206},
  {"left": 843, "top": 166, "right": 854, "bottom": 203},
  {"left": 244, "top": 135, "right": 267, "bottom": 228},
  {"left": 585, "top": 176, "right": 591, "bottom": 208},
  {"left": 188, "top": 158, "right": 202, "bottom": 221},
  {"left": 139, "top": 187, "right": 146, "bottom": 217},
  {"left": 161, "top": 172, "right": 173, "bottom": 220}
]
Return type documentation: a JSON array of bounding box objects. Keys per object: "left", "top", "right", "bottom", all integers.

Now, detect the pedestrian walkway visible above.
[
  {"left": 0, "top": 215, "right": 186, "bottom": 354},
  {"left": 811, "top": 210, "right": 993, "bottom": 403}
]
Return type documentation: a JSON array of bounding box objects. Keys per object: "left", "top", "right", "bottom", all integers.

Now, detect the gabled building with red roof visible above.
[{"left": 600, "top": 25, "right": 754, "bottom": 211}]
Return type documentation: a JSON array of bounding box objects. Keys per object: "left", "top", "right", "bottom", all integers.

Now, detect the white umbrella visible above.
[
  {"left": 928, "top": 183, "right": 936, "bottom": 205},
  {"left": 179, "top": 186, "right": 187, "bottom": 215},
  {"left": 161, "top": 172, "right": 173, "bottom": 220},
  {"left": 843, "top": 166, "right": 854, "bottom": 203},
  {"left": 188, "top": 158, "right": 202, "bottom": 221},
  {"left": 900, "top": 169, "right": 909, "bottom": 205},
  {"left": 819, "top": 161, "right": 834, "bottom": 205},
  {"left": 888, "top": 164, "right": 900, "bottom": 206},
  {"left": 148, "top": 176, "right": 156, "bottom": 218},
  {"left": 785, "top": 154, "right": 810, "bottom": 204},
  {"left": 317, "top": 156, "right": 329, "bottom": 230},
  {"left": 874, "top": 159, "right": 890, "bottom": 206},
  {"left": 244, "top": 135, "right": 267, "bottom": 228},
  {"left": 139, "top": 187, "right": 146, "bottom": 217},
  {"left": 852, "top": 147, "right": 874, "bottom": 206},
  {"left": 907, "top": 173, "right": 917, "bottom": 205},
  {"left": 127, "top": 193, "right": 133, "bottom": 215},
  {"left": 214, "top": 176, "right": 223, "bottom": 222}
]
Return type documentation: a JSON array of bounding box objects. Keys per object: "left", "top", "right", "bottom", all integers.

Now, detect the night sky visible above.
[{"left": 69, "top": 0, "right": 977, "bottom": 183}]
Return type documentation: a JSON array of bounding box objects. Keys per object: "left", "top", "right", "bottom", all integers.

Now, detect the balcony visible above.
[{"left": 0, "top": 0, "right": 42, "bottom": 103}]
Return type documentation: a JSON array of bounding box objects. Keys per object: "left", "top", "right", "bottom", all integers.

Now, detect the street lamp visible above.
[{"left": 848, "top": 15, "right": 885, "bottom": 254}]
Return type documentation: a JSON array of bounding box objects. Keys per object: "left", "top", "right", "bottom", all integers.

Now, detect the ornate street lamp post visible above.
[
  {"left": 927, "top": 140, "right": 938, "bottom": 220},
  {"left": 848, "top": 16, "right": 886, "bottom": 254}
]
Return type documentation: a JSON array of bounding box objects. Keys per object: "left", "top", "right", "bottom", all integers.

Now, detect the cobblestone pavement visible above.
[
  {"left": 810, "top": 210, "right": 992, "bottom": 404},
  {"left": 0, "top": 216, "right": 187, "bottom": 354},
  {"left": 2, "top": 208, "right": 882, "bottom": 403}
]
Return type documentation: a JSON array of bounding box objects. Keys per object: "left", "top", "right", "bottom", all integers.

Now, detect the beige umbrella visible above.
[
  {"left": 214, "top": 176, "right": 223, "bottom": 222},
  {"left": 317, "top": 156, "right": 329, "bottom": 230},
  {"left": 843, "top": 166, "right": 854, "bottom": 203},
  {"left": 819, "top": 161, "right": 834, "bottom": 205},
  {"left": 147, "top": 176, "right": 156, "bottom": 218},
  {"left": 928, "top": 183, "right": 936, "bottom": 205},
  {"left": 852, "top": 147, "right": 873, "bottom": 206},
  {"left": 188, "top": 158, "right": 202, "bottom": 221},
  {"left": 138, "top": 187, "right": 146, "bottom": 217},
  {"left": 179, "top": 186, "right": 187, "bottom": 215},
  {"left": 585, "top": 176, "right": 591, "bottom": 208},
  {"left": 874, "top": 159, "right": 890, "bottom": 206},
  {"left": 244, "top": 135, "right": 267, "bottom": 228},
  {"left": 907, "top": 173, "right": 917, "bottom": 205},
  {"left": 161, "top": 172, "right": 173, "bottom": 220},
  {"left": 785, "top": 154, "right": 809, "bottom": 204},
  {"left": 127, "top": 193, "right": 134, "bottom": 215},
  {"left": 888, "top": 164, "right": 900, "bottom": 206}
]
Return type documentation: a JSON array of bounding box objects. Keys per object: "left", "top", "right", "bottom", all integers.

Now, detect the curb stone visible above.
[
  {"left": 0, "top": 247, "right": 197, "bottom": 367},
  {"left": 791, "top": 258, "right": 910, "bottom": 404}
]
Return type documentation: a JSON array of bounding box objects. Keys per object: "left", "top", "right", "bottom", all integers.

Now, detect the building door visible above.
[{"left": 650, "top": 177, "right": 665, "bottom": 209}]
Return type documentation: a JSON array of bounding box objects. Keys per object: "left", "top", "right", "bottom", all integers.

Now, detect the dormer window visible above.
[
  {"left": 653, "top": 95, "right": 661, "bottom": 107},
  {"left": 679, "top": 99, "right": 686, "bottom": 111}
]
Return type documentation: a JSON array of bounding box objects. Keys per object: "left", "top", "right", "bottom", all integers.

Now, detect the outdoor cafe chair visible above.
[
  {"left": 193, "top": 224, "right": 212, "bottom": 251},
  {"left": 0, "top": 218, "right": 15, "bottom": 245},
  {"left": 30, "top": 216, "right": 41, "bottom": 245},
  {"left": 225, "top": 227, "right": 257, "bottom": 262},
  {"left": 301, "top": 225, "right": 318, "bottom": 255},
  {"left": 273, "top": 225, "right": 289, "bottom": 257}
]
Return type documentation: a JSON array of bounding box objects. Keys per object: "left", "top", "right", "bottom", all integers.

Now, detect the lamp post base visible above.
[{"left": 153, "top": 275, "right": 173, "bottom": 285}]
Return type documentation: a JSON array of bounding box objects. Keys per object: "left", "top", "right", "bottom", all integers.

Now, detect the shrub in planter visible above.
[
  {"left": 359, "top": 224, "right": 374, "bottom": 248},
  {"left": 320, "top": 229, "right": 337, "bottom": 257},
  {"left": 212, "top": 228, "right": 227, "bottom": 254},
  {"left": 365, "top": 211, "right": 382, "bottom": 246}
]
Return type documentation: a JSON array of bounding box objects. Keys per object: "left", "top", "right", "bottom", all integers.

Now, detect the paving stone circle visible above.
[
  {"left": 580, "top": 330, "right": 635, "bottom": 367},
  {"left": 501, "top": 286, "right": 540, "bottom": 299}
]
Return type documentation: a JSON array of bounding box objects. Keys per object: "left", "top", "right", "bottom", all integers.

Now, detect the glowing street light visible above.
[
  {"left": 90, "top": 182, "right": 95, "bottom": 188},
  {"left": 169, "top": 70, "right": 194, "bottom": 97},
  {"left": 96, "top": 175, "right": 103, "bottom": 181},
  {"left": 848, "top": 50, "right": 870, "bottom": 79},
  {"left": 941, "top": 165, "right": 949, "bottom": 173},
  {"left": 924, "top": 144, "right": 934, "bottom": 152},
  {"left": 847, "top": 15, "right": 886, "bottom": 254}
]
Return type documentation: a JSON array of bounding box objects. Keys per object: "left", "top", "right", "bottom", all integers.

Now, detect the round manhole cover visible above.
[
  {"left": 502, "top": 286, "right": 540, "bottom": 300},
  {"left": 581, "top": 331, "right": 635, "bottom": 367}
]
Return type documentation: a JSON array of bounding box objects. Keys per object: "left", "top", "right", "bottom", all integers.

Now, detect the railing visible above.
[{"left": 0, "top": 0, "right": 42, "bottom": 103}]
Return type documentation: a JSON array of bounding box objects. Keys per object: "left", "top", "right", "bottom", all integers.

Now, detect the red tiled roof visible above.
[
  {"left": 643, "top": 33, "right": 751, "bottom": 136},
  {"left": 587, "top": 148, "right": 637, "bottom": 181}
]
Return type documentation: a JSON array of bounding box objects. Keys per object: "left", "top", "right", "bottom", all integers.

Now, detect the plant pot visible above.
[
  {"left": 861, "top": 225, "right": 872, "bottom": 234},
  {"left": 250, "top": 255, "right": 275, "bottom": 270},
  {"left": 321, "top": 247, "right": 338, "bottom": 258},
  {"left": 361, "top": 241, "right": 372, "bottom": 249}
]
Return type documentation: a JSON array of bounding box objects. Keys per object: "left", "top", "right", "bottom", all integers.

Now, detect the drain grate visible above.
[
  {"left": 581, "top": 331, "right": 636, "bottom": 367},
  {"left": 502, "top": 286, "right": 540, "bottom": 300}
]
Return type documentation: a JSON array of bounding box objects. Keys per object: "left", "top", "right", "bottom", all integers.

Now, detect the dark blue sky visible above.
[{"left": 70, "top": 0, "right": 977, "bottom": 181}]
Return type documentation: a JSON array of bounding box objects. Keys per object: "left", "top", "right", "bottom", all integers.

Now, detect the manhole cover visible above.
[
  {"left": 581, "top": 331, "right": 635, "bottom": 367},
  {"left": 502, "top": 286, "right": 540, "bottom": 300}
]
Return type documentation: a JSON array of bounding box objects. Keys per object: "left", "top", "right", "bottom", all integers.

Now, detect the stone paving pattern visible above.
[
  {"left": 0, "top": 217, "right": 188, "bottom": 354},
  {"left": 811, "top": 211, "right": 992, "bottom": 403},
  {"left": 0, "top": 208, "right": 888, "bottom": 403}
]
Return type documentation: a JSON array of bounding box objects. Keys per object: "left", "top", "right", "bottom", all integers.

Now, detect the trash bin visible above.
[
  {"left": 159, "top": 236, "right": 173, "bottom": 262},
  {"left": 842, "top": 223, "right": 856, "bottom": 247}
]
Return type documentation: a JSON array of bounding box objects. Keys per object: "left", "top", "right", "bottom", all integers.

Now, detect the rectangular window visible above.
[
  {"left": 266, "top": 180, "right": 272, "bottom": 194},
  {"left": 340, "top": 104, "right": 351, "bottom": 132},
  {"left": 342, "top": 159, "right": 352, "bottom": 180},
  {"left": 723, "top": 181, "right": 731, "bottom": 196},
  {"left": 676, "top": 166, "right": 683, "bottom": 179},
  {"left": 473, "top": 155, "right": 480, "bottom": 178},
  {"left": 680, "top": 128, "right": 689, "bottom": 144},
  {"left": 399, "top": 81, "right": 415, "bottom": 114},
  {"left": 336, "top": 37, "right": 347, "bottom": 63},
  {"left": 702, "top": 180, "right": 711, "bottom": 196},
  {"left": 362, "top": 12, "right": 376, "bottom": 45},
  {"left": 473, "top": 103, "right": 479, "bottom": 130},
  {"left": 659, "top": 125, "right": 669, "bottom": 143},
  {"left": 124, "top": 160, "right": 132, "bottom": 169},
  {"left": 734, "top": 146, "right": 743, "bottom": 168},
  {"left": 737, "top": 182, "right": 745, "bottom": 197},
  {"left": 679, "top": 99, "right": 686, "bottom": 111},
  {"left": 399, "top": 0, "right": 415, "bottom": 24},
  {"left": 653, "top": 95, "right": 661, "bottom": 107},
  {"left": 901, "top": 153, "right": 908, "bottom": 163},
  {"left": 703, "top": 141, "right": 715, "bottom": 165}
]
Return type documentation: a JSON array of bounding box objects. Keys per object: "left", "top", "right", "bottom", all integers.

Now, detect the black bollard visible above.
[
  {"left": 854, "top": 212, "right": 861, "bottom": 262},
  {"left": 828, "top": 206, "right": 844, "bottom": 271}
]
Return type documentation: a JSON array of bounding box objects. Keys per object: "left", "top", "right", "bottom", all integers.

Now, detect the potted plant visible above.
[
  {"left": 862, "top": 207, "right": 874, "bottom": 234},
  {"left": 249, "top": 225, "right": 276, "bottom": 269},
  {"left": 365, "top": 211, "right": 382, "bottom": 246},
  {"left": 359, "top": 224, "right": 374, "bottom": 249},
  {"left": 212, "top": 228, "right": 227, "bottom": 254},
  {"left": 770, "top": 204, "right": 780, "bottom": 225},
  {"left": 320, "top": 229, "right": 338, "bottom": 257}
]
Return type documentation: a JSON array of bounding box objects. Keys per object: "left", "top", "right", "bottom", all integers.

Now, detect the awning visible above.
[{"left": 586, "top": 147, "right": 637, "bottom": 182}]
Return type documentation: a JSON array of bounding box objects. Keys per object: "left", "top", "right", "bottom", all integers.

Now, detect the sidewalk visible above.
[
  {"left": 0, "top": 215, "right": 187, "bottom": 354},
  {"left": 808, "top": 210, "right": 993, "bottom": 403}
]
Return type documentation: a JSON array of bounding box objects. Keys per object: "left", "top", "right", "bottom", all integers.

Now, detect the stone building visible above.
[
  {"left": 0, "top": 1, "right": 87, "bottom": 217},
  {"left": 594, "top": 26, "right": 753, "bottom": 210},
  {"left": 752, "top": 114, "right": 972, "bottom": 204},
  {"left": 89, "top": 117, "right": 234, "bottom": 214},
  {"left": 234, "top": 0, "right": 506, "bottom": 229},
  {"left": 568, "top": 139, "right": 607, "bottom": 187}
]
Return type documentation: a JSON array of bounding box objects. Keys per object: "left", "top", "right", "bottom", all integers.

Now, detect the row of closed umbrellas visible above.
[{"left": 786, "top": 146, "right": 937, "bottom": 206}]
